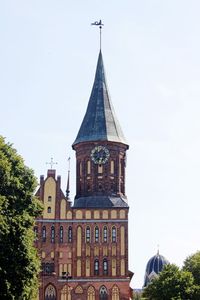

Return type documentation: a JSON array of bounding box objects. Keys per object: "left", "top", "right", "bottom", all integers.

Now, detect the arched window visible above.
[
  {"left": 47, "top": 206, "right": 51, "bottom": 213},
  {"left": 86, "top": 226, "right": 90, "bottom": 243},
  {"left": 103, "top": 226, "right": 108, "bottom": 242},
  {"left": 51, "top": 226, "right": 55, "bottom": 243},
  {"left": 103, "top": 259, "right": 108, "bottom": 275},
  {"left": 99, "top": 286, "right": 108, "bottom": 300},
  {"left": 95, "top": 226, "right": 99, "bottom": 243},
  {"left": 60, "top": 226, "right": 63, "bottom": 243},
  {"left": 42, "top": 226, "right": 46, "bottom": 242},
  {"left": 87, "top": 286, "right": 95, "bottom": 300},
  {"left": 48, "top": 196, "right": 52, "bottom": 202},
  {"left": 68, "top": 226, "right": 72, "bottom": 243},
  {"left": 112, "top": 285, "right": 120, "bottom": 300},
  {"left": 45, "top": 284, "right": 56, "bottom": 300},
  {"left": 94, "top": 259, "right": 99, "bottom": 275},
  {"left": 112, "top": 227, "right": 116, "bottom": 242}
]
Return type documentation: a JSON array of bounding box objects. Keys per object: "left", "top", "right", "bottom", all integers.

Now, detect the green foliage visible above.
[
  {"left": 143, "top": 264, "right": 195, "bottom": 300},
  {"left": 183, "top": 251, "right": 200, "bottom": 285},
  {"left": 0, "top": 136, "right": 43, "bottom": 300}
]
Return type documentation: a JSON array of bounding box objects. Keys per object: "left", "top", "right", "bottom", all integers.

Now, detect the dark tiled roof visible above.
[
  {"left": 144, "top": 252, "right": 169, "bottom": 287},
  {"left": 73, "top": 196, "right": 129, "bottom": 208},
  {"left": 73, "top": 51, "right": 127, "bottom": 146}
]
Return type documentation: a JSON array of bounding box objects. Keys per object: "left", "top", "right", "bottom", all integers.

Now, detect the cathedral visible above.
[{"left": 34, "top": 49, "right": 132, "bottom": 299}]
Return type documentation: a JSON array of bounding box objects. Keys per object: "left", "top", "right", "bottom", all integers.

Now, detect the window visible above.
[
  {"left": 103, "top": 259, "right": 108, "bottom": 275},
  {"left": 103, "top": 226, "right": 108, "bottom": 242},
  {"left": 48, "top": 196, "right": 52, "bottom": 202},
  {"left": 87, "top": 160, "right": 91, "bottom": 174},
  {"left": 60, "top": 226, "right": 63, "bottom": 243},
  {"left": 98, "top": 165, "right": 103, "bottom": 174},
  {"left": 110, "top": 160, "right": 114, "bottom": 174},
  {"left": 87, "top": 286, "right": 95, "bottom": 300},
  {"left": 112, "top": 285, "right": 120, "bottom": 300},
  {"left": 34, "top": 226, "right": 38, "bottom": 240},
  {"left": 51, "top": 226, "right": 55, "bottom": 243},
  {"left": 98, "top": 183, "right": 103, "bottom": 191},
  {"left": 45, "top": 284, "right": 56, "bottom": 300},
  {"left": 95, "top": 226, "right": 99, "bottom": 243},
  {"left": 47, "top": 206, "right": 51, "bottom": 213},
  {"left": 112, "top": 227, "right": 116, "bottom": 242},
  {"left": 99, "top": 286, "right": 108, "bottom": 300},
  {"left": 68, "top": 226, "right": 72, "bottom": 243},
  {"left": 94, "top": 260, "right": 99, "bottom": 275},
  {"left": 42, "top": 226, "right": 46, "bottom": 242},
  {"left": 86, "top": 226, "right": 90, "bottom": 243}
]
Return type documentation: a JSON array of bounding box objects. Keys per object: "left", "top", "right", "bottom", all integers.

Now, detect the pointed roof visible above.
[{"left": 73, "top": 51, "right": 127, "bottom": 147}]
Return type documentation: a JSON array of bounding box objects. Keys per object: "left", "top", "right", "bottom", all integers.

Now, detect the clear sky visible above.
[{"left": 1, "top": 0, "right": 200, "bottom": 288}]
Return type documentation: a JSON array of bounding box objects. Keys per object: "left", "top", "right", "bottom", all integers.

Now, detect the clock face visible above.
[{"left": 91, "top": 146, "right": 110, "bottom": 165}]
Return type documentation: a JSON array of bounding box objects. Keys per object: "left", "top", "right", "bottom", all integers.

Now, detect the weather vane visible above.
[
  {"left": 91, "top": 19, "right": 104, "bottom": 50},
  {"left": 46, "top": 157, "right": 58, "bottom": 169}
]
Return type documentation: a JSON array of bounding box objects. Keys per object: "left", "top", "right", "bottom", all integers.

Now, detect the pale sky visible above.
[{"left": 1, "top": 0, "right": 200, "bottom": 288}]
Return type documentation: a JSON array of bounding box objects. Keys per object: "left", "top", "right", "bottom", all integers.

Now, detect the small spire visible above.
[
  {"left": 66, "top": 157, "right": 70, "bottom": 198},
  {"left": 46, "top": 157, "right": 58, "bottom": 169},
  {"left": 157, "top": 244, "right": 160, "bottom": 256},
  {"left": 91, "top": 19, "right": 104, "bottom": 50}
]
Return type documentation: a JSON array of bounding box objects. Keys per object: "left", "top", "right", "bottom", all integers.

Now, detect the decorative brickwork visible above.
[{"left": 35, "top": 50, "right": 132, "bottom": 299}]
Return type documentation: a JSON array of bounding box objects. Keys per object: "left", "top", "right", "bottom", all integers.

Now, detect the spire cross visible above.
[
  {"left": 91, "top": 19, "right": 104, "bottom": 50},
  {"left": 46, "top": 157, "right": 58, "bottom": 169}
]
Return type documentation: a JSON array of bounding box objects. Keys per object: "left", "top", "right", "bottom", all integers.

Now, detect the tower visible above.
[{"left": 35, "top": 49, "right": 132, "bottom": 300}]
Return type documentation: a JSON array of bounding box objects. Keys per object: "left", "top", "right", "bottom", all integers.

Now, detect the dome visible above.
[{"left": 143, "top": 251, "right": 169, "bottom": 287}]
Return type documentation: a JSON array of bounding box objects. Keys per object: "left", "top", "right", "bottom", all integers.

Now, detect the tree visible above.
[
  {"left": 183, "top": 251, "right": 200, "bottom": 285},
  {"left": 143, "top": 264, "right": 195, "bottom": 300},
  {"left": 0, "top": 136, "right": 43, "bottom": 300},
  {"left": 183, "top": 251, "right": 200, "bottom": 299}
]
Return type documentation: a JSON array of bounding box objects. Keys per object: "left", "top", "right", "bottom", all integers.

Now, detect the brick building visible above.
[{"left": 35, "top": 50, "right": 133, "bottom": 299}]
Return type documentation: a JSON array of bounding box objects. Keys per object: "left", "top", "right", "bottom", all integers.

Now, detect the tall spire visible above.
[{"left": 73, "top": 51, "right": 127, "bottom": 147}]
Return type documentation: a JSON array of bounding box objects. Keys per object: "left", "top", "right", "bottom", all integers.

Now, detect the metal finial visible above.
[
  {"left": 66, "top": 157, "right": 71, "bottom": 198},
  {"left": 46, "top": 157, "right": 58, "bottom": 169},
  {"left": 91, "top": 19, "right": 104, "bottom": 50},
  {"left": 157, "top": 244, "right": 160, "bottom": 256}
]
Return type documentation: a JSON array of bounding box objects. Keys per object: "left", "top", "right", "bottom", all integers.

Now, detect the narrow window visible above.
[
  {"left": 103, "top": 259, "right": 108, "bottom": 275},
  {"left": 112, "top": 227, "right": 116, "bottom": 242},
  {"left": 42, "top": 226, "right": 46, "bottom": 242},
  {"left": 51, "top": 226, "right": 55, "bottom": 243},
  {"left": 103, "top": 226, "right": 108, "bottom": 242},
  {"left": 47, "top": 206, "right": 51, "bottom": 213},
  {"left": 110, "top": 160, "right": 114, "bottom": 174},
  {"left": 60, "top": 226, "right": 63, "bottom": 243},
  {"left": 87, "top": 160, "right": 91, "bottom": 174},
  {"left": 34, "top": 226, "right": 38, "bottom": 240},
  {"left": 48, "top": 196, "right": 52, "bottom": 202},
  {"left": 94, "top": 259, "right": 99, "bottom": 275},
  {"left": 86, "top": 226, "right": 90, "bottom": 243},
  {"left": 68, "top": 226, "right": 72, "bottom": 243},
  {"left": 98, "top": 165, "right": 103, "bottom": 174},
  {"left": 95, "top": 226, "right": 99, "bottom": 243}
]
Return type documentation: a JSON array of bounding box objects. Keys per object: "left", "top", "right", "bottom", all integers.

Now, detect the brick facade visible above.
[{"left": 35, "top": 49, "right": 132, "bottom": 300}]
